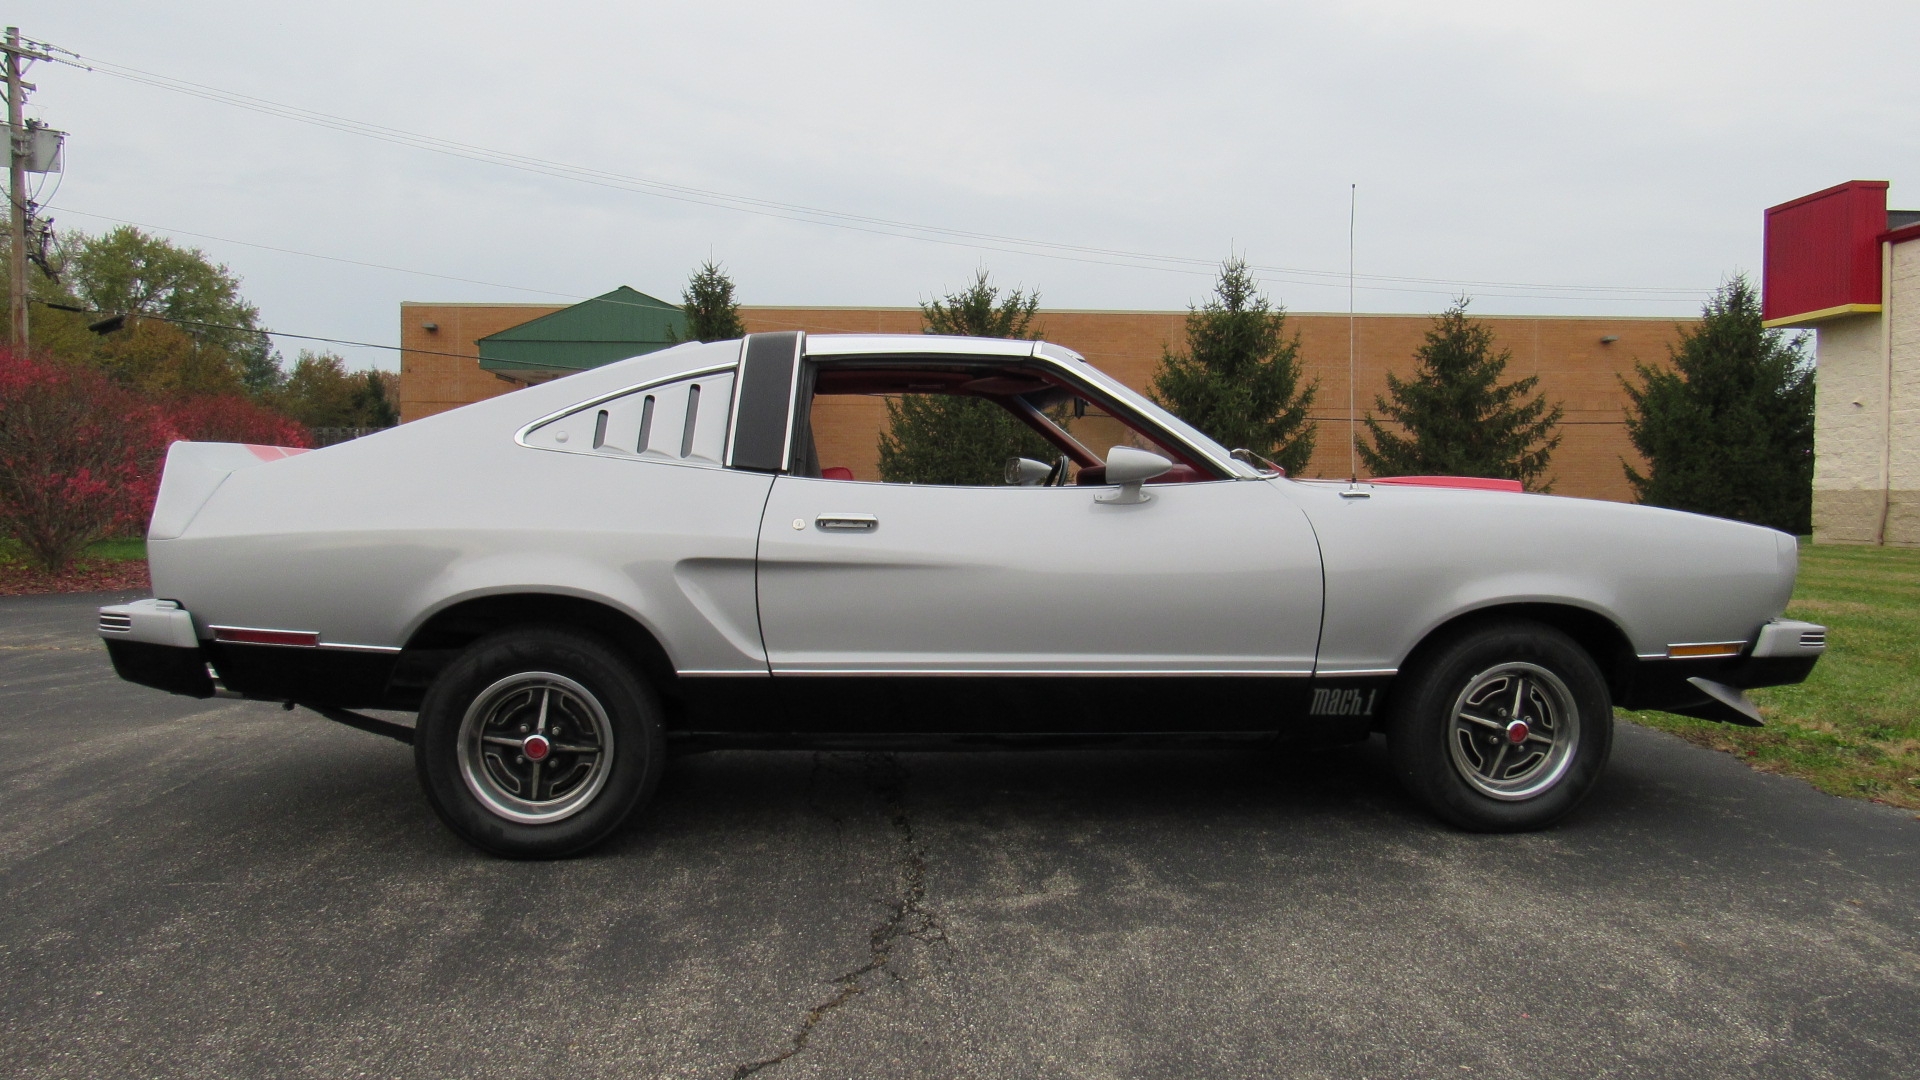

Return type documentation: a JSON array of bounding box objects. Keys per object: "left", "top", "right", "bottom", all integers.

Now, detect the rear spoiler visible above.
[{"left": 148, "top": 442, "right": 310, "bottom": 541}]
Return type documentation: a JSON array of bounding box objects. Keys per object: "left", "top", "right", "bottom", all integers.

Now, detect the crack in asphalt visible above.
[{"left": 732, "top": 753, "right": 948, "bottom": 1078}]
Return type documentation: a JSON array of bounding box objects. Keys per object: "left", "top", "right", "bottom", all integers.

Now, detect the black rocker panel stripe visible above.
[{"left": 729, "top": 331, "right": 804, "bottom": 472}]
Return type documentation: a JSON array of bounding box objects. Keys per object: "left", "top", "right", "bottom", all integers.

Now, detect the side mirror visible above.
[
  {"left": 1095, "top": 446, "right": 1171, "bottom": 505},
  {"left": 1004, "top": 456, "right": 1052, "bottom": 486}
]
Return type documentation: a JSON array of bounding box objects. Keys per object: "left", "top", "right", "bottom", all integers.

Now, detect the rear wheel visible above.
[
  {"left": 1387, "top": 621, "right": 1612, "bottom": 832},
  {"left": 415, "top": 627, "right": 663, "bottom": 857}
]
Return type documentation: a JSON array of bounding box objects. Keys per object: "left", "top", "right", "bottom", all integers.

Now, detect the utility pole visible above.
[
  {"left": 3, "top": 27, "right": 55, "bottom": 352},
  {"left": 5, "top": 27, "right": 28, "bottom": 351}
]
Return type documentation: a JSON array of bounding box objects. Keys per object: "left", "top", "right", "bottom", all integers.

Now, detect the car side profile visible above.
[{"left": 98, "top": 332, "right": 1827, "bottom": 856}]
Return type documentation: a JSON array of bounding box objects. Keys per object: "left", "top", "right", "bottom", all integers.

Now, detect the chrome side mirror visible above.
[
  {"left": 1095, "top": 446, "right": 1171, "bottom": 505},
  {"left": 1004, "top": 456, "right": 1052, "bottom": 486}
]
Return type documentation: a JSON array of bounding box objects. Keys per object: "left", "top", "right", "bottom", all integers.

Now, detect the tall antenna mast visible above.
[{"left": 1347, "top": 183, "right": 1357, "bottom": 482}]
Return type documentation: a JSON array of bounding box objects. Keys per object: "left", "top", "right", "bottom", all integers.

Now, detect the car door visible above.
[{"left": 755, "top": 475, "right": 1323, "bottom": 675}]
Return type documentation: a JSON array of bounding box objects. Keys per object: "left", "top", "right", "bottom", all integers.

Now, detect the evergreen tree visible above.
[
  {"left": 1150, "top": 257, "right": 1317, "bottom": 474},
  {"left": 677, "top": 260, "right": 744, "bottom": 342},
  {"left": 352, "top": 370, "right": 401, "bottom": 428},
  {"left": 1359, "top": 298, "right": 1564, "bottom": 490},
  {"left": 920, "top": 268, "right": 1040, "bottom": 338},
  {"left": 1621, "top": 276, "right": 1813, "bottom": 533},
  {"left": 877, "top": 271, "right": 1056, "bottom": 485}
]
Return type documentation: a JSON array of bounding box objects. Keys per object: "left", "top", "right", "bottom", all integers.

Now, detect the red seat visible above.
[{"left": 821, "top": 466, "right": 855, "bottom": 481}]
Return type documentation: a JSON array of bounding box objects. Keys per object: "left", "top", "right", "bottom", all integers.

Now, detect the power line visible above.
[
  {"left": 34, "top": 300, "right": 484, "bottom": 362},
  {"left": 45, "top": 206, "right": 932, "bottom": 340},
  {"left": 51, "top": 206, "right": 583, "bottom": 299},
  {"left": 46, "top": 48, "right": 1710, "bottom": 305}
]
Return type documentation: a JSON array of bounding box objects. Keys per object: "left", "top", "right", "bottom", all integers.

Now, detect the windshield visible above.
[{"left": 1068, "top": 363, "right": 1263, "bottom": 478}]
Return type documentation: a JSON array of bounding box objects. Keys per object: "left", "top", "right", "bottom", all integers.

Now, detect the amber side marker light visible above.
[{"left": 1668, "top": 642, "right": 1745, "bottom": 659}]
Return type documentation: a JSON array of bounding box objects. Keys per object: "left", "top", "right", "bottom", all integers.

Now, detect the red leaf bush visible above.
[
  {"left": 0, "top": 350, "right": 170, "bottom": 572},
  {"left": 160, "top": 392, "right": 311, "bottom": 448},
  {"left": 0, "top": 350, "right": 310, "bottom": 575}
]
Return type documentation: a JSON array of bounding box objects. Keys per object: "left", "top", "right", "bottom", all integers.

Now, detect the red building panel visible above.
[{"left": 1762, "top": 180, "right": 1887, "bottom": 326}]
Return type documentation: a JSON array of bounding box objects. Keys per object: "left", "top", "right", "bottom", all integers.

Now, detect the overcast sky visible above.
[{"left": 15, "top": 1, "right": 1919, "bottom": 370}]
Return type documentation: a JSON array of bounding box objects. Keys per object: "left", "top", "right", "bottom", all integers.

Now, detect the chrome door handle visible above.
[{"left": 816, "top": 513, "right": 878, "bottom": 532}]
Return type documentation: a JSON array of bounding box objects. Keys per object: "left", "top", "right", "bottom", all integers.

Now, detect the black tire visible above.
[
  {"left": 414, "top": 626, "right": 664, "bottom": 858},
  {"left": 1387, "top": 620, "right": 1612, "bottom": 832}
]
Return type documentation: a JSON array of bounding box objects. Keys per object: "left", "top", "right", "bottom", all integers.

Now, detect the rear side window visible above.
[{"left": 523, "top": 371, "right": 737, "bottom": 465}]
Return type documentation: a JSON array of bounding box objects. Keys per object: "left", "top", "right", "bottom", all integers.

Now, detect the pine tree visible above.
[
  {"left": 1150, "top": 257, "right": 1317, "bottom": 474},
  {"left": 678, "top": 260, "right": 744, "bottom": 342},
  {"left": 1359, "top": 298, "right": 1564, "bottom": 490},
  {"left": 1621, "top": 276, "right": 1813, "bottom": 533},
  {"left": 920, "top": 269, "right": 1040, "bottom": 339},
  {"left": 877, "top": 271, "right": 1056, "bottom": 485}
]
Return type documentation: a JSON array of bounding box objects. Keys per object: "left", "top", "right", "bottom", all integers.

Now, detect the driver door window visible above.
[{"left": 791, "top": 361, "right": 1206, "bottom": 488}]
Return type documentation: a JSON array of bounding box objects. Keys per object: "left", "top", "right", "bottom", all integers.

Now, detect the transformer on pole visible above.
[{"left": 4, "top": 27, "right": 59, "bottom": 352}]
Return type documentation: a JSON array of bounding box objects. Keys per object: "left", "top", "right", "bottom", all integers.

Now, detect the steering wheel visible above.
[{"left": 1044, "top": 455, "right": 1072, "bottom": 487}]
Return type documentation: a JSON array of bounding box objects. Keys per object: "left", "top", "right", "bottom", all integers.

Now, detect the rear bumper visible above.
[
  {"left": 98, "top": 600, "right": 215, "bottom": 698},
  {"left": 99, "top": 599, "right": 399, "bottom": 707}
]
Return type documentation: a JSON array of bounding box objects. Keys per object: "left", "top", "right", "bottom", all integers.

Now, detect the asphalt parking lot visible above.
[{"left": 2, "top": 592, "right": 1916, "bottom": 1079}]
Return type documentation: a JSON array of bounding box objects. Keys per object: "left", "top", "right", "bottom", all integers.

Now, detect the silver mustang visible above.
[{"left": 98, "top": 333, "right": 1826, "bottom": 856}]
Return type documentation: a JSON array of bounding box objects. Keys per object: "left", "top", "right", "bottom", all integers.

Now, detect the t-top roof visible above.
[{"left": 478, "top": 286, "right": 689, "bottom": 374}]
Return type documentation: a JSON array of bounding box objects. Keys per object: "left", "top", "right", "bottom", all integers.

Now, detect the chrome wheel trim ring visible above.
[
  {"left": 456, "top": 671, "right": 615, "bottom": 825},
  {"left": 1445, "top": 661, "right": 1580, "bottom": 802}
]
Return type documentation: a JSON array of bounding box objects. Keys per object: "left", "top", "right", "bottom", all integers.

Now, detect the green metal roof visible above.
[{"left": 477, "top": 286, "right": 688, "bottom": 375}]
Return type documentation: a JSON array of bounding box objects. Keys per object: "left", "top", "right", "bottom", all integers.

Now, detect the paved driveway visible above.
[{"left": 1, "top": 592, "right": 1915, "bottom": 1079}]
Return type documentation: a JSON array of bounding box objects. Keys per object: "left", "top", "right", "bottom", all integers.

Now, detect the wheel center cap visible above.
[
  {"left": 1505, "top": 720, "right": 1530, "bottom": 745},
  {"left": 522, "top": 734, "right": 552, "bottom": 761}
]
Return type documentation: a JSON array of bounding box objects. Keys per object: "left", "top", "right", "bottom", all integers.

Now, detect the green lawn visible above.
[
  {"left": 0, "top": 537, "right": 148, "bottom": 565},
  {"left": 1624, "top": 541, "right": 1920, "bottom": 810}
]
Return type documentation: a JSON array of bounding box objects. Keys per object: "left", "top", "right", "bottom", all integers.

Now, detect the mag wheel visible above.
[
  {"left": 415, "top": 627, "right": 662, "bottom": 858},
  {"left": 1388, "top": 621, "right": 1612, "bottom": 832}
]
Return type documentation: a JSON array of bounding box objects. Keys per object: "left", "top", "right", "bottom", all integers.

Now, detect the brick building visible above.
[
  {"left": 1763, "top": 180, "right": 1919, "bottom": 546},
  {"left": 400, "top": 299, "right": 1691, "bottom": 502}
]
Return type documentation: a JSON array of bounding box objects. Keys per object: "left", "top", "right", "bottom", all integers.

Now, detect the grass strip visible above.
[
  {"left": 0, "top": 538, "right": 152, "bottom": 596},
  {"left": 1623, "top": 541, "right": 1920, "bottom": 810}
]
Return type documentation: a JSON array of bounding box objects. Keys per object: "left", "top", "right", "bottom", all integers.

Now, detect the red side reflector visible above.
[
  {"left": 213, "top": 627, "right": 321, "bottom": 647},
  {"left": 1372, "top": 475, "right": 1524, "bottom": 492}
]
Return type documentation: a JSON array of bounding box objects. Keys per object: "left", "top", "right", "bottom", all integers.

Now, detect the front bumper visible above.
[{"left": 1622, "top": 618, "right": 1828, "bottom": 726}]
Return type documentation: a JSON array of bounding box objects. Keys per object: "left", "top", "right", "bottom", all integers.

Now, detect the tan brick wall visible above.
[
  {"left": 1810, "top": 236, "right": 1920, "bottom": 547},
  {"left": 1890, "top": 238, "right": 1920, "bottom": 544},
  {"left": 399, "top": 302, "right": 568, "bottom": 422},
  {"left": 402, "top": 303, "right": 1694, "bottom": 502},
  {"left": 1812, "top": 313, "right": 1891, "bottom": 542}
]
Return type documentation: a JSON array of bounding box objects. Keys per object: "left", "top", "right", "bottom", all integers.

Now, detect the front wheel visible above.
[
  {"left": 415, "top": 627, "right": 663, "bottom": 857},
  {"left": 1387, "top": 621, "right": 1613, "bottom": 832}
]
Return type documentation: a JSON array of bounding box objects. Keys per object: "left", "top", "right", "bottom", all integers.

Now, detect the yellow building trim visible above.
[{"left": 1763, "top": 303, "right": 1882, "bottom": 328}]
